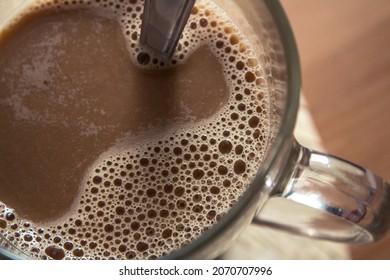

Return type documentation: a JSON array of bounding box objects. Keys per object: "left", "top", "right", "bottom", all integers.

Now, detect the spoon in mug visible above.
[{"left": 140, "top": 0, "right": 195, "bottom": 59}]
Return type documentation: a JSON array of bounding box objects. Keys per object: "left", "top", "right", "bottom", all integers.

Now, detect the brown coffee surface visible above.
[
  {"left": 0, "top": 0, "right": 271, "bottom": 259},
  {"left": 0, "top": 8, "right": 228, "bottom": 223}
]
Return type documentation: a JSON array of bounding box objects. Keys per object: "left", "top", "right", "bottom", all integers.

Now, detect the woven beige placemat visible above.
[{"left": 220, "top": 95, "right": 350, "bottom": 259}]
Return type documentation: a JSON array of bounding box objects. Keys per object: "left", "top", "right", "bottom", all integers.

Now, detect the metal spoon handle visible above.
[{"left": 140, "top": 0, "right": 195, "bottom": 59}]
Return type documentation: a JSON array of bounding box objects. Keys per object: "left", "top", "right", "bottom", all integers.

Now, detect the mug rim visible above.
[{"left": 164, "top": 0, "right": 301, "bottom": 259}]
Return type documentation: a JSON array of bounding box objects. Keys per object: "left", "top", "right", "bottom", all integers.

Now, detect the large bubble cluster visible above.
[{"left": 0, "top": 0, "right": 271, "bottom": 259}]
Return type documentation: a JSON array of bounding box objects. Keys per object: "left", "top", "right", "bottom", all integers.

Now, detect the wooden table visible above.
[{"left": 280, "top": 0, "right": 390, "bottom": 259}]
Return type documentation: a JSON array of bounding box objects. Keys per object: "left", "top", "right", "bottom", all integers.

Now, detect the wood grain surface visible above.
[{"left": 280, "top": 0, "right": 390, "bottom": 259}]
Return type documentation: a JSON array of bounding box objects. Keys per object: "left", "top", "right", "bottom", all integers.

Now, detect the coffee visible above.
[{"left": 0, "top": 0, "right": 270, "bottom": 259}]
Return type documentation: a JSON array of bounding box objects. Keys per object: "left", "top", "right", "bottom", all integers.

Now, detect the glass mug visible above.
[{"left": 0, "top": 0, "right": 389, "bottom": 260}]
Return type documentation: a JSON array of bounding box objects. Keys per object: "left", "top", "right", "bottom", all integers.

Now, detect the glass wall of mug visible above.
[{"left": 0, "top": 0, "right": 388, "bottom": 260}]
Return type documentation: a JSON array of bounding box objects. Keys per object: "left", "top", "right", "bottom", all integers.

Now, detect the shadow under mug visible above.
[{"left": 0, "top": 0, "right": 389, "bottom": 260}]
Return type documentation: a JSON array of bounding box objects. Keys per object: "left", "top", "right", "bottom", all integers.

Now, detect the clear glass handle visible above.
[{"left": 254, "top": 139, "right": 390, "bottom": 243}]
